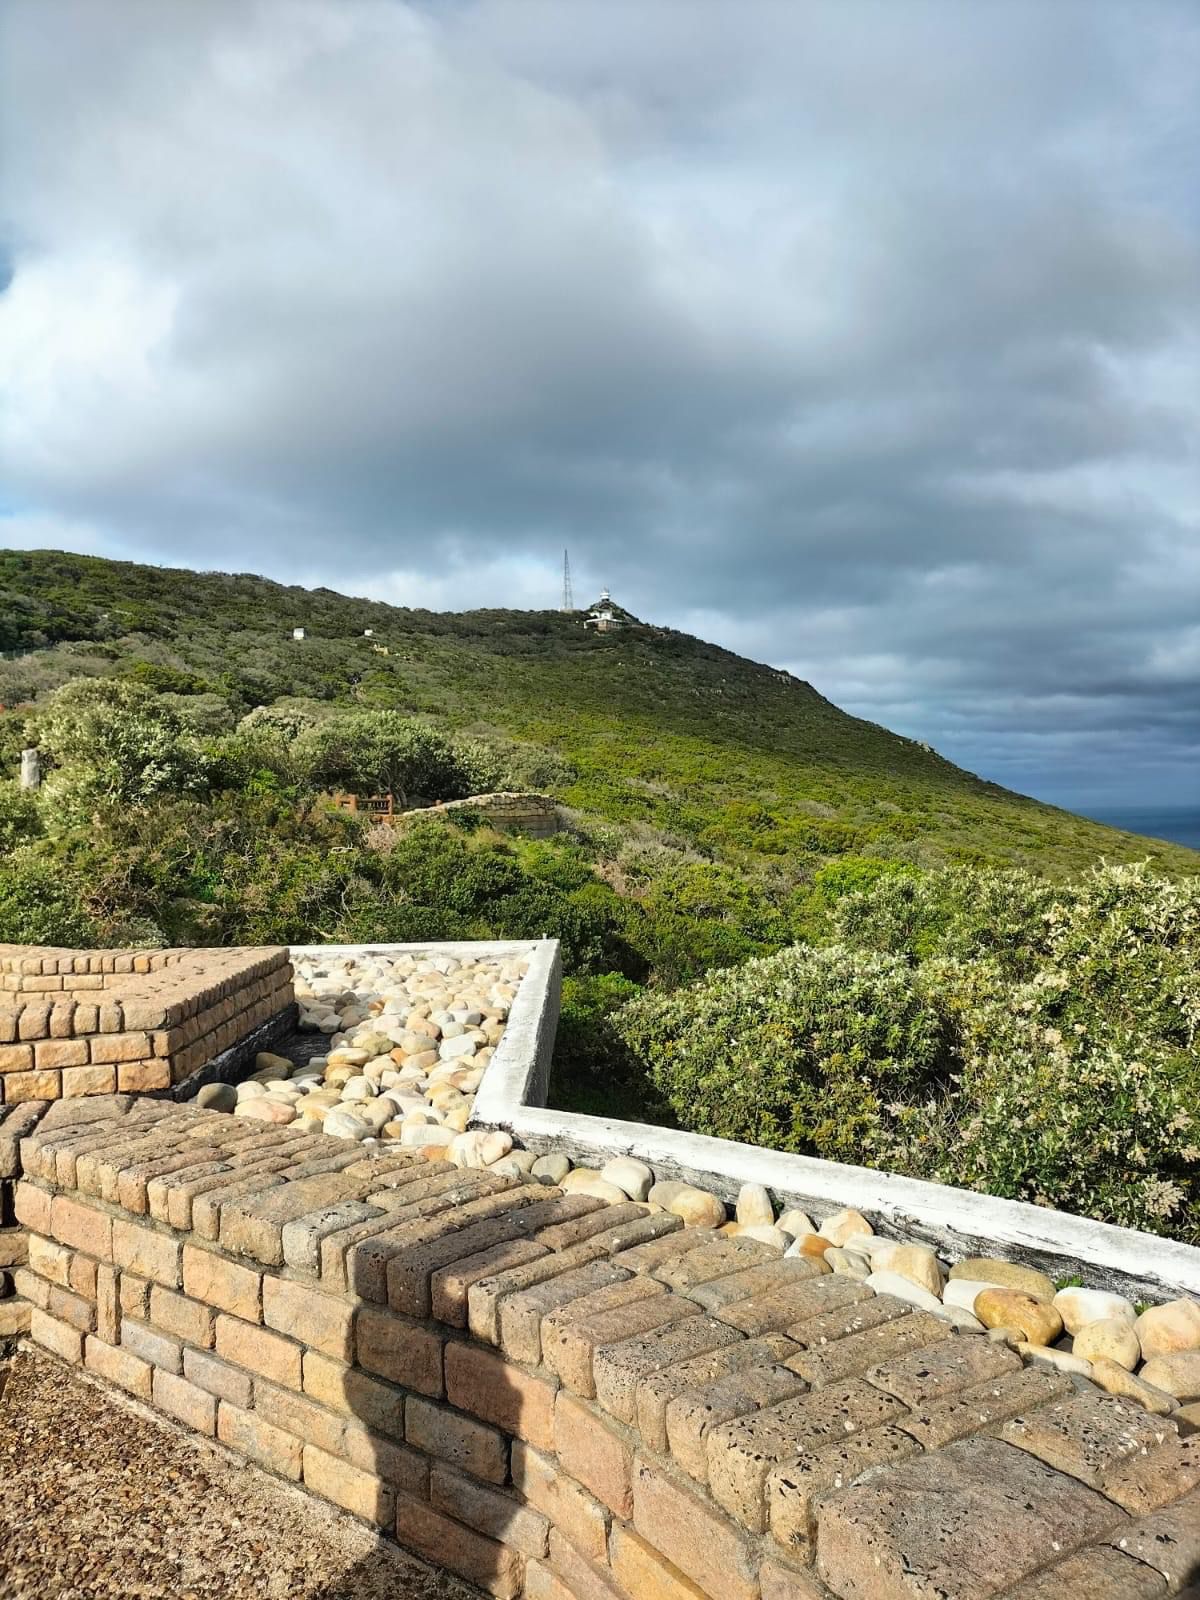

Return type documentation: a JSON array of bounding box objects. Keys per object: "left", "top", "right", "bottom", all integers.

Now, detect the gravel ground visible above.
[{"left": 0, "top": 1348, "right": 478, "bottom": 1600}]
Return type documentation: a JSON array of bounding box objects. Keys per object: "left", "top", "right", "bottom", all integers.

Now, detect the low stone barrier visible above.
[
  {"left": 0, "top": 943, "right": 294, "bottom": 1103},
  {"left": 13, "top": 1096, "right": 1200, "bottom": 1600},
  {"left": 401, "top": 793, "right": 559, "bottom": 839}
]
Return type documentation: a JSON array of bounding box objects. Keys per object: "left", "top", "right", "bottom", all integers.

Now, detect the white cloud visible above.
[{"left": 1, "top": 0, "right": 1198, "bottom": 804}]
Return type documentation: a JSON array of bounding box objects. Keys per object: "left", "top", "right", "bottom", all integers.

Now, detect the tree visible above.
[{"left": 30, "top": 678, "right": 211, "bottom": 821}]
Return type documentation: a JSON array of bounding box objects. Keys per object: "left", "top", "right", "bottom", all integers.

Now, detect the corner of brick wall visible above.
[{"left": 13, "top": 1098, "right": 1199, "bottom": 1600}]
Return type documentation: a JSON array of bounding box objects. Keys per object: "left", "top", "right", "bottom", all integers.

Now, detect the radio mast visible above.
[{"left": 561, "top": 549, "right": 574, "bottom": 612}]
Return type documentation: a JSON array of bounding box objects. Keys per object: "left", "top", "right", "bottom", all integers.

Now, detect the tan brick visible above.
[
  {"left": 46, "top": 1282, "right": 94, "bottom": 1333},
  {"left": 759, "top": 1560, "right": 835, "bottom": 1600},
  {"left": 215, "top": 1312, "right": 302, "bottom": 1388},
  {"left": 84, "top": 1332, "right": 152, "bottom": 1399},
  {"left": 0, "top": 1299, "right": 32, "bottom": 1337},
  {"left": 467, "top": 1242, "right": 626, "bottom": 1346},
  {"left": 1001, "top": 1546, "right": 1167, "bottom": 1599},
  {"left": 718, "top": 1276, "right": 870, "bottom": 1337},
  {"left": 1001, "top": 1393, "right": 1180, "bottom": 1491},
  {"left": 303, "top": 1443, "right": 393, "bottom": 1527},
  {"left": 385, "top": 1204, "right": 551, "bottom": 1319},
  {"left": 512, "top": 1441, "right": 611, "bottom": 1561},
  {"left": 89, "top": 1031, "right": 152, "bottom": 1064},
  {"left": 768, "top": 1424, "right": 925, "bottom": 1557},
  {"left": 28, "top": 1232, "right": 73, "bottom": 1287},
  {"left": 556, "top": 1392, "right": 634, "bottom": 1518},
  {"left": 816, "top": 1437, "right": 1125, "bottom": 1600},
  {"left": 150, "top": 1284, "right": 215, "bottom": 1349},
  {"left": 182, "top": 1347, "right": 253, "bottom": 1408},
  {"left": 356, "top": 1303, "right": 444, "bottom": 1397},
  {"left": 119, "top": 1272, "right": 152, "bottom": 1322},
  {"left": 13, "top": 1180, "right": 51, "bottom": 1234},
  {"left": 609, "top": 1525, "right": 709, "bottom": 1600},
  {"left": 68, "top": 1251, "right": 98, "bottom": 1299},
  {"left": 96, "top": 1263, "right": 119, "bottom": 1344},
  {"left": 405, "top": 1394, "right": 507, "bottom": 1484},
  {"left": 152, "top": 1366, "right": 217, "bottom": 1434},
  {"left": 219, "top": 1169, "right": 367, "bottom": 1266},
  {"left": 532, "top": 1200, "right": 651, "bottom": 1252},
  {"left": 445, "top": 1339, "right": 556, "bottom": 1451},
  {"left": 594, "top": 1313, "right": 744, "bottom": 1424},
  {"left": 6, "top": 1069, "right": 60, "bottom": 1102},
  {"left": 785, "top": 1313, "right": 950, "bottom": 1389},
  {"left": 656, "top": 1236, "right": 784, "bottom": 1291},
  {"left": 12, "top": 1265, "right": 48, "bottom": 1309},
  {"left": 611, "top": 1227, "right": 720, "bottom": 1276},
  {"left": 182, "top": 1243, "right": 262, "bottom": 1322},
  {"left": 1097, "top": 1432, "right": 1200, "bottom": 1515},
  {"left": 262, "top": 1274, "right": 354, "bottom": 1361},
  {"left": 632, "top": 1455, "right": 759, "bottom": 1600},
  {"left": 430, "top": 1463, "right": 549, "bottom": 1559},
  {"left": 785, "top": 1291, "right": 914, "bottom": 1350},
  {"left": 544, "top": 1286, "right": 697, "bottom": 1397},
  {"left": 498, "top": 1261, "right": 642, "bottom": 1366},
  {"left": 637, "top": 1332, "right": 801, "bottom": 1453},
  {"left": 122, "top": 1316, "right": 183, "bottom": 1373},
  {"left": 61, "top": 1064, "right": 118, "bottom": 1097},
  {"left": 51, "top": 1194, "right": 113, "bottom": 1260},
  {"left": 217, "top": 1400, "right": 303, "bottom": 1480},
  {"left": 686, "top": 1256, "right": 824, "bottom": 1313},
  {"left": 708, "top": 1379, "right": 910, "bottom": 1531},
  {"left": 118, "top": 1148, "right": 226, "bottom": 1214},
  {"left": 339, "top": 1420, "right": 428, "bottom": 1497},
  {"left": 896, "top": 1364, "right": 1074, "bottom": 1451},
  {"left": 396, "top": 1496, "right": 523, "bottom": 1599},
  {"left": 0, "top": 1043, "right": 33, "bottom": 1073},
  {"left": 432, "top": 1238, "right": 548, "bottom": 1328},
  {"left": 31, "top": 1306, "right": 83, "bottom": 1363},
  {"left": 667, "top": 1362, "right": 808, "bottom": 1481},
  {"left": 112, "top": 1218, "right": 181, "bottom": 1287},
  {"left": 544, "top": 1529, "right": 620, "bottom": 1600},
  {"left": 33, "top": 1039, "right": 89, "bottom": 1070},
  {"left": 302, "top": 1350, "right": 405, "bottom": 1436},
  {"left": 116, "top": 1060, "right": 170, "bottom": 1091}
]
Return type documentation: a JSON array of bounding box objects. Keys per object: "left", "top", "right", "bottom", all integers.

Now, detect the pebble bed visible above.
[{"left": 194, "top": 950, "right": 1200, "bottom": 1425}]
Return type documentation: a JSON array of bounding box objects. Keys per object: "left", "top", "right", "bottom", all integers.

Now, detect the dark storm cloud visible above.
[{"left": 1, "top": 0, "right": 1197, "bottom": 804}]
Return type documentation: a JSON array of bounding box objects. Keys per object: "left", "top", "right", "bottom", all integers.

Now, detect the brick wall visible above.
[
  {"left": 0, "top": 944, "right": 293, "bottom": 1104},
  {"left": 15, "top": 1098, "right": 1199, "bottom": 1600}
]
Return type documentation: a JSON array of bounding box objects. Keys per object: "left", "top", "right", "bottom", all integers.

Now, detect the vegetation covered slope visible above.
[{"left": 2, "top": 549, "right": 1192, "bottom": 877}]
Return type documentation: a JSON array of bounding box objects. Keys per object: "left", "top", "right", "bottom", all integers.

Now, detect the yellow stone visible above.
[
  {"left": 975, "top": 1287, "right": 1063, "bottom": 1346},
  {"left": 1072, "top": 1317, "right": 1141, "bottom": 1371}
]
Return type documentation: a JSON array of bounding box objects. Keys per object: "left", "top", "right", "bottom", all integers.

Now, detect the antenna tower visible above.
[{"left": 561, "top": 548, "right": 574, "bottom": 612}]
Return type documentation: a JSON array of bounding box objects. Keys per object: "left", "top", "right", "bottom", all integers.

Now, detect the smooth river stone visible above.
[
  {"left": 323, "top": 1109, "right": 371, "bottom": 1140},
  {"left": 1072, "top": 1317, "right": 1142, "bottom": 1371},
  {"left": 1053, "top": 1286, "right": 1137, "bottom": 1335},
  {"left": 195, "top": 1082, "right": 236, "bottom": 1112},
  {"left": 1135, "top": 1298, "right": 1200, "bottom": 1358},
  {"left": 818, "top": 1208, "right": 873, "bottom": 1246},
  {"left": 974, "top": 1288, "right": 1063, "bottom": 1346},
  {"left": 664, "top": 1185, "right": 727, "bottom": 1229},
  {"left": 736, "top": 1183, "right": 775, "bottom": 1228},
  {"left": 866, "top": 1240, "right": 944, "bottom": 1296},
  {"left": 948, "top": 1258, "right": 1055, "bottom": 1302},
  {"left": 600, "top": 1157, "right": 654, "bottom": 1202},
  {"left": 234, "top": 1098, "right": 296, "bottom": 1125},
  {"left": 1139, "top": 1352, "right": 1200, "bottom": 1403}
]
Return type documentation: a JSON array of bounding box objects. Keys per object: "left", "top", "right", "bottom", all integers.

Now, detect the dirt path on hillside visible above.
[{"left": 0, "top": 1349, "right": 478, "bottom": 1600}]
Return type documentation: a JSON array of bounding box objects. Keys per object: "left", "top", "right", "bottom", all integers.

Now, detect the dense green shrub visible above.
[
  {"left": 30, "top": 678, "right": 211, "bottom": 821},
  {"left": 295, "top": 712, "right": 482, "bottom": 806},
  {"left": 617, "top": 944, "right": 947, "bottom": 1160},
  {"left": 0, "top": 851, "right": 98, "bottom": 945},
  {"left": 0, "top": 783, "right": 42, "bottom": 855}
]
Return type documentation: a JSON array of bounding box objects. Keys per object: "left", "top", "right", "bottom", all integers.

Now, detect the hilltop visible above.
[{"left": 2, "top": 548, "right": 1194, "bottom": 879}]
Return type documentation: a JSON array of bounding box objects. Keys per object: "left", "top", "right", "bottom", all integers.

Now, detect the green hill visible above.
[{"left": 2, "top": 547, "right": 1192, "bottom": 878}]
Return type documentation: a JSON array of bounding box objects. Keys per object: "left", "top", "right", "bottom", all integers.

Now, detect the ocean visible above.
[{"left": 1087, "top": 807, "right": 1200, "bottom": 852}]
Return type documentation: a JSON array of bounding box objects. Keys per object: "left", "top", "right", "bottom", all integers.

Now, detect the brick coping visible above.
[{"left": 10, "top": 1095, "right": 1200, "bottom": 1600}]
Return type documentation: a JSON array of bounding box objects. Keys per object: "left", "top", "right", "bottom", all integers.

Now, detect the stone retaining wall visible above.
[
  {"left": 0, "top": 944, "right": 293, "bottom": 1104},
  {"left": 402, "top": 794, "right": 559, "bottom": 839},
  {"left": 14, "top": 1097, "right": 1200, "bottom": 1600}
]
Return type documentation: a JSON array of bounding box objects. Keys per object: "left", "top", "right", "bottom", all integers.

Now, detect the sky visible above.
[{"left": 1, "top": 1, "right": 1197, "bottom": 812}]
